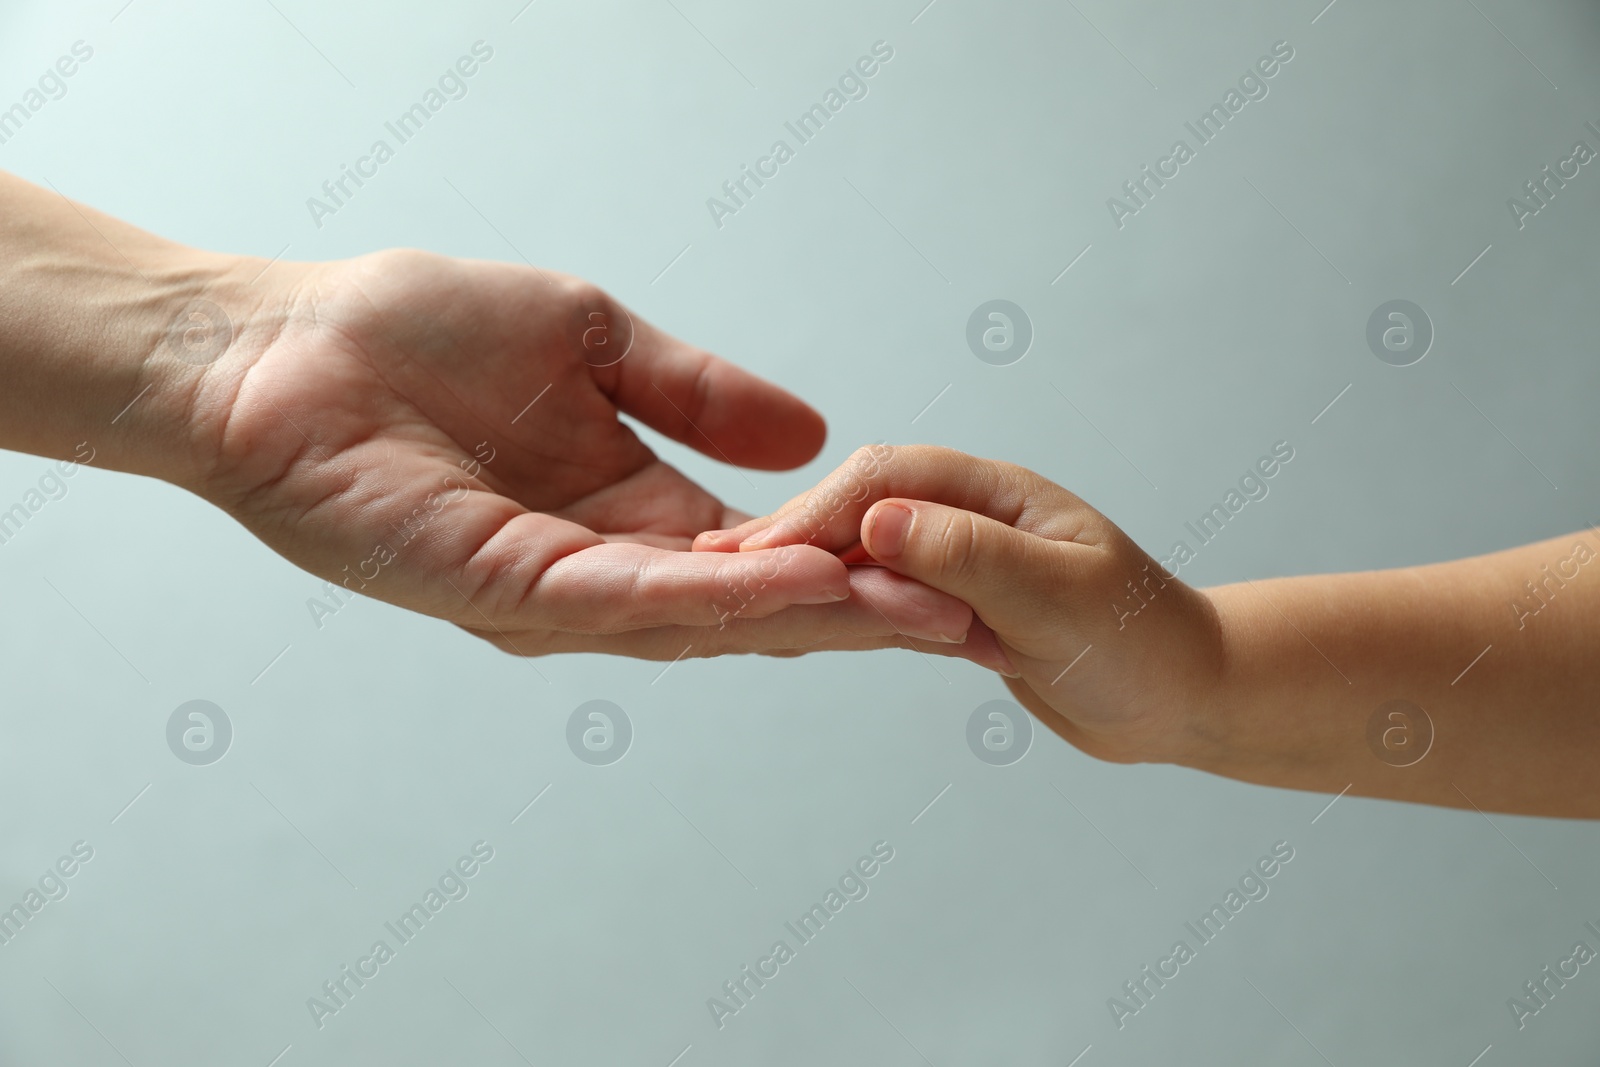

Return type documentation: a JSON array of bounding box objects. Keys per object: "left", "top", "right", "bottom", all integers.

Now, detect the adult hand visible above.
[
  {"left": 178, "top": 249, "right": 981, "bottom": 660},
  {"left": 0, "top": 171, "right": 987, "bottom": 662}
]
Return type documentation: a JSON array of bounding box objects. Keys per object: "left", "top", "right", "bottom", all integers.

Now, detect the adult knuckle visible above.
[
  {"left": 682, "top": 349, "right": 715, "bottom": 426},
  {"left": 361, "top": 247, "right": 437, "bottom": 276},
  {"left": 563, "top": 277, "right": 608, "bottom": 312}
]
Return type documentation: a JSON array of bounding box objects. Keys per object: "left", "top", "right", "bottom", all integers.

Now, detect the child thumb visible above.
[{"left": 859, "top": 499, "right": 1070, "bottom": 639}]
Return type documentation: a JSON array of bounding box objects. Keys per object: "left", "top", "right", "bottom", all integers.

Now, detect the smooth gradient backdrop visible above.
[{"left": 2, "top": 0, "right": 1599, "bottom": 1064}]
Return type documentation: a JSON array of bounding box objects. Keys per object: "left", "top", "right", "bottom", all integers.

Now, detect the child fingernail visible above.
[
  {"left": 866, "top": 504, "right": 912, "bottom": 559},
  {"left": 912, "top": 630, "right": 967, "bottom": 644},
  {"left": 738, "top": 527, "right": 777, "bottom": 550},
  {"left": 795, "top": 588, "right": 850, "bottom": 605}
]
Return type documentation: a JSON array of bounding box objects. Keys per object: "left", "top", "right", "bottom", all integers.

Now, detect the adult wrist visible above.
[
  {"left": 124, "top": 247, "right": 290, "bottom": 495},
  {"left": 0, "top": 172, "right": 288, "bottom": 496}
]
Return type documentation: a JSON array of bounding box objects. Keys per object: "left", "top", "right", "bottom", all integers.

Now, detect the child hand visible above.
[{"left": 695, "top": 446, "right": 1226, "bottom": 764}]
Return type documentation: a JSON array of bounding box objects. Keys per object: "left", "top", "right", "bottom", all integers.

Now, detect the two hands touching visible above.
[
  {"left": 695, "top": 446, "right": 1224, "bottom": 767},
  {"left": 6, "top": 170, "right": 1598, "bottom": 818},
  {"left": 178, "top": 251, "right": 991, "bottom": 665},
  {"left": 0, "top": 171, "right": 975, "bottom": 665},
  {"left": 700, "top": 445, "right": 1600, "bottom": 819}
]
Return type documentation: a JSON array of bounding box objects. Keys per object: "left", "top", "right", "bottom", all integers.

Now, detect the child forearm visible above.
[
  {"left": 701, "top": 446, "right": 1600, "bottom": 818},
  {"left": 1199, "top": 531, "right": 1600, "bottom": 817}
]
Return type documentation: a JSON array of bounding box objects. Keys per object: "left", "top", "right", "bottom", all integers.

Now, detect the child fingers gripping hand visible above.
[
  {"left": 695, "top": 445, "right": 1226, "bottom": 766},
  {"left": 700, "top": 444, "right": 1600, "bottom": 818}
]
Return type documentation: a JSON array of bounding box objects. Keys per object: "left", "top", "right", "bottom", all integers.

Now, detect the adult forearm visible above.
[
  {"left": 1196, "top": 531, "right": 1600, "bottom": 817},
  {"left": 0, "top": 170, "right": 261, "bottom": 488}
]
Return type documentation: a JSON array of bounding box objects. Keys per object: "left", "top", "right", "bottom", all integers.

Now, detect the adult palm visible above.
[{"left": 184, "top": 249, "right": 973, "bottom": 660}]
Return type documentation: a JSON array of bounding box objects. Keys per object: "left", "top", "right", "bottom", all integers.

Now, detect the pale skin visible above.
[
  {"left": 0, "top": 170, "right": 1021, "bottom": 667},
  {"left": 697, "top": 446, "right": 1600, "bottom": 819}
]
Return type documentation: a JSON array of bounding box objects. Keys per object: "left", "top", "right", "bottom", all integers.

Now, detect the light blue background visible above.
[{"left": 2, "top": 0, "right": 1599, "bottom": 1063}]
